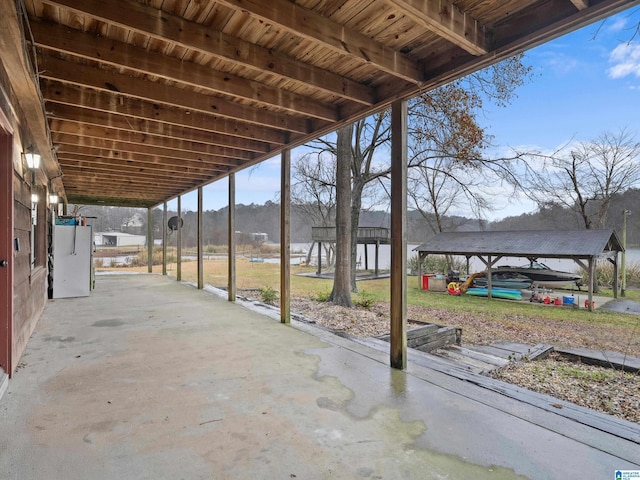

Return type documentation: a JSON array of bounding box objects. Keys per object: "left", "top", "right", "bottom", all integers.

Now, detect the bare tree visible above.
[
  {"left": 405, "top": 55, "right": 532, "bottom": 232},
  {"left": 292, "top": 153, "right": 337, "bottom": 265},
  {"left": 329, "top": 125, "right": 354, "bottom": 307},
  {"left": 517, "top": 128, "right": 640, "bottom": 229},
  {"left": 305, "top": 113, "right": 392, "bottom": 292},
  {"left": 299, "top": 55, "right": 532, "bottom": 292}
]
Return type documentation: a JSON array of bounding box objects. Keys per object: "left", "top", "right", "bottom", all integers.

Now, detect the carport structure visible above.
[
  {"left": 415, "top": 229, "right": 624, "bottom": 309},
  {"left": 2, "top": 0, "right": 640, "bottom": 379}
]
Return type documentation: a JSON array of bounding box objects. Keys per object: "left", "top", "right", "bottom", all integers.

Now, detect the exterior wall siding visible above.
[
  {"left": 0, "top": 85, "right": 49, "bottom": 376},
  {"left": 12, "top": 173, "right": 47, "bottom": 373}
]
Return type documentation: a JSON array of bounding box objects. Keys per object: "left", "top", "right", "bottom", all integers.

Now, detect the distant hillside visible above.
[{"left": 73, "top": 187, "right": 640, "bottom": 247}]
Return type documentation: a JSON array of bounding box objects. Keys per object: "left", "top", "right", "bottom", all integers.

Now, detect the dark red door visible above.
[{"left": 0, "top": 114, "right": 13, "bottom": 375}]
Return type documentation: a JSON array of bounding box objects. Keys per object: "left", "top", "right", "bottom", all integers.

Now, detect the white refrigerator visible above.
[{"left": 52, "top": 225, "right": 93, "bottom": 299}]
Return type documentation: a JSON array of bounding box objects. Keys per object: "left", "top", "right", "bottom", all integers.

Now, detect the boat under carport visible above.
[{"left": 414, "top": 229, "right": 624, "bottom": 309}]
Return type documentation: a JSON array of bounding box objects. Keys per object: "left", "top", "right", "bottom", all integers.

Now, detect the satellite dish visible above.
[{"left": 167, "top": 216, "right": 183, "bottom": 231}]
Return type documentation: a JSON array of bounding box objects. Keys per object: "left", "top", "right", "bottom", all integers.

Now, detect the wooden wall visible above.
[{"left": 12, "top": 171, "right": 48, "bottom": 373}]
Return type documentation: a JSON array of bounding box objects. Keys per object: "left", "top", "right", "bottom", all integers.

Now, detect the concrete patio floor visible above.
[{"left": 1, "top": 274, "right": 639, "bottom": 479}]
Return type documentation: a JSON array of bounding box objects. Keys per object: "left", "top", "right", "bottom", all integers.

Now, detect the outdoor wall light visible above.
[
  {"left": 24, "top": 152, "right": 41, "bottom": 170},
  {"left": 49, "top": 194, "right": 59, "bottom": 204},
  {"left": 31, "top": 193, "right": 39, "bottom": 203}
]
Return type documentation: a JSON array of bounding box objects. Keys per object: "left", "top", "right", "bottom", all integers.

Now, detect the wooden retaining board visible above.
[
  {"left": 555, "top": 347, "right": 640, "bottom": 373},
  {"left": 466, "top": 342, "right": 553, "bottom": 362},
  {"left": 377, "top": 324, "right": 461, "bottom": 352}
]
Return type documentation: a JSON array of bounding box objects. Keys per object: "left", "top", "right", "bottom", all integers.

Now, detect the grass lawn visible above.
[{"left": 101, "top": 257, "right": 640, "bottom": 332}]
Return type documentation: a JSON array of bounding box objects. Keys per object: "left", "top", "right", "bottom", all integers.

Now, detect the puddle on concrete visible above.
[
  {"left": 42, "top": 335, "right": 76, "bottom": 343},
  {"left": 92, "top": 319, "right": 125, "bottom": 327},
  {"left": 306, "top": 346, "right": 529, "bottom": 479}
]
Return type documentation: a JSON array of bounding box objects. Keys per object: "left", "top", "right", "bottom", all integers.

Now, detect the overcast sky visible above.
[{"left": 175, "top": 7, "right": 640, "bottom": 221}]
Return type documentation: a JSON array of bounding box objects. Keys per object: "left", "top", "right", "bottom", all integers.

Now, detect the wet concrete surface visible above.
[
  {"left": 1, "top": 274, "right": 639, "bottom": 479},
  {"left": 599, "top": 299, "right": 640, "bottom": 315}
]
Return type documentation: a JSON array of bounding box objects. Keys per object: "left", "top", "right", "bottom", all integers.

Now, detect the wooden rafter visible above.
[
  {"left": 570, "top": 0, "right": 590, "bottom": 9},
  {"left": 37, "top": 55, "right": 315, "bottom": 134},
  {"left": 44, "top": 0, "right": 376, "bottom": 105},
  {"left": 41, "top": 84, "right": 289, "bottom": 145},
  {"left": 52, "top": 133, "right": 256, "bottom": 163},
  {"left": 214, "top": 0, "right": 424, "bottom": 83},
  {"left": 49, "top": 121, "right": 271, "bottom": 155},
  {"left": 29, "top": 19, "right": 343, "bottom": 120},
  {"left": 4, "top": 0, "right": 634, "bottom": 208},
  {"left": 384, "top": 0, "right": 488, "bottom": 55}
]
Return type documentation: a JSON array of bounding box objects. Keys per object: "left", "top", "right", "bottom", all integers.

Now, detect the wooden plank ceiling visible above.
[{"left": 21, "top": 0, "right": 638, "bottom": 207}]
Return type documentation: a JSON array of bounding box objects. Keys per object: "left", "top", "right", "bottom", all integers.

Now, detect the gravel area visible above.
[
  {"left": 491, "top": 353, "right": 640, "bottom": 424},
  {"left": 288, "top": 296, "right": 640, "bottom": 424}
]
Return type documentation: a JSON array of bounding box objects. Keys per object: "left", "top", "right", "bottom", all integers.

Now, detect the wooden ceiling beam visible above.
[
  {"left": 56, "top": 144, "right": 239, "bottom": 170},
  {"left": 52, "top": 132, "right": 256, "bottom": 163},
  {"left": 489, "top": 0, "right": 634, "bottom": 51},
  {"left": 58, "top": 165, "right": 198, "bottom": 188},
  {"left": 65, "top": 193, "right": 163, "bottom": 208},
  {"left": 49, "top": 121, "right": 269, "bottom": 156},
  {"left": 38, "top": 55, "right": 315, "bottom": 134},
  {"left": 44, "top": 0, "right": 376, "bottom": 105},
  {"left": 29, "top": 19, "right": 341, "bottom": 121},
  {"left": 57, "top": 164, "right": 218, "bottom": 189},
  {"left": 62, "top": 176, "right": 185, "bottom": 191},
  {"left": 570, "top": 0, "right": 590, "bottom": 10},
  {"left": 215, "top": 0, "right": 424, "bottom": 83},
  {"left": 384, "top": 0, "right": 487, "bottom": 55},
  {"left": 64, "top": 182, "right": 179, "bottom": 198},
  {"left": 64, "top": 172, "right": 199, "bottom": 192},
  {"left": 42, "top": 83, "right": 289, "bottom": 146},
  {"left": 58, "top": 151, "right": 229, "bottom": 178}
]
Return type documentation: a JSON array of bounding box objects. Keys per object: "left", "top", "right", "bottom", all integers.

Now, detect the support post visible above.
[
  {"left": 487, "top": 255, "right": 492, "bottom": 298},
  {"left": 588, "top": 257, "right": 595, "bottom": 311},
  {"left": 162, "top": 202, "right": 167, "bottom": 276},
  {"left": 375, "top": 241, "right": 380, "bottom": 276},
  {"left": 611, "top": 257, "right": 619, "bottom": 299},
  {"left": 197, "top": 186, "right": 204, "bottom": 289},
  {"left": 364, "top": 244, "right": 369, "bottom": 271},
  {"left": 622, "top": 209, "right": 630, "bottom": 297},
  {"left": 228, "top": 174, "right": 236, "bottom": 302},
  {"left": 317, "top": 242, "right": 322, "bottom": 276},
  {"left": 280, "top": 149, "right": 291, "bottom": 324},
  {"left": 147, "top": 207, "right": 153, "bottom": 273},
  {"left": 390, "top": 100, "right": 407, "bottom": 370},
  {"left": 177, "top": 195, "right": 182, "bottom": 282}
]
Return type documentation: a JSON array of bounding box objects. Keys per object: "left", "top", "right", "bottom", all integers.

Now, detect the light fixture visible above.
[
  {"left": 49, "top": 194, "right": 59, "bottom": 204},
  {"left": 31, "top": 193, "right": 39, "bottom": 203},
  {"left": 24, "top": 152, "right": 41, "bottom": 170}
]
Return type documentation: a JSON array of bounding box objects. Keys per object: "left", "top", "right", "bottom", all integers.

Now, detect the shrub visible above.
[
  {"left": 259, "top": 286, "right": 279, "bottom": 305},
  {"left": 583, "top": 260, "right": 640, "bottom": 288},
  {"left": 312, "top": 289, "right": 332, "bottom": 302},
  {"left": 354, "top": 290, "right": 375, "bottom": 309},
  {"left": 204, "top": 244, "right": 228, "bottom": 254},
  {"left": 407, "top": 254, "right": 467, "bottom": 276}
]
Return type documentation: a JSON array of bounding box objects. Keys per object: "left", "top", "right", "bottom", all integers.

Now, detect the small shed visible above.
[
  {"left": 99, "top": 232, "right": 147, "bottom": 248},
  {"left": 414, "top": 230, "right": 624, "bottom": 310}
]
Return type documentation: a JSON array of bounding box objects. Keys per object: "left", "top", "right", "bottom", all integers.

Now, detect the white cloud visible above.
[{"left": 607, "top": 42, "right": 640, "bottom": 78}]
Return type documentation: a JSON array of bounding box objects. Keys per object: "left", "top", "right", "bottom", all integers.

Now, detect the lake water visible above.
[
  {"left": 97, "top": 243, "right": 640, "bottom": 272},
  {"left": 293, "top": 243, "right": 640, "bottom": 273}
]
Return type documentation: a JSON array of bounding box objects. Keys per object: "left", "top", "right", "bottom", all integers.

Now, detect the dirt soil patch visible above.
[{"left": 288, "top": 296, "right": 640, "bottom": 424}]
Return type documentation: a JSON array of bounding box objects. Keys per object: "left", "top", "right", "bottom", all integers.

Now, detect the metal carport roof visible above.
[
  {"left": 414, "top": 229, "right": 624, "bottom": 307},
  {"left": 414, "top": 230, "right": 623, "bottom": 259}
]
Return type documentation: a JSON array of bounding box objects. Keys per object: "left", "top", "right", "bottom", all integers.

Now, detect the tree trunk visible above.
[
  {"left": 350, "top": 179, "right": 365, "bottom": 292},
  {"left": 329, "top": 125, "right": 353, "bottom": 307}
]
